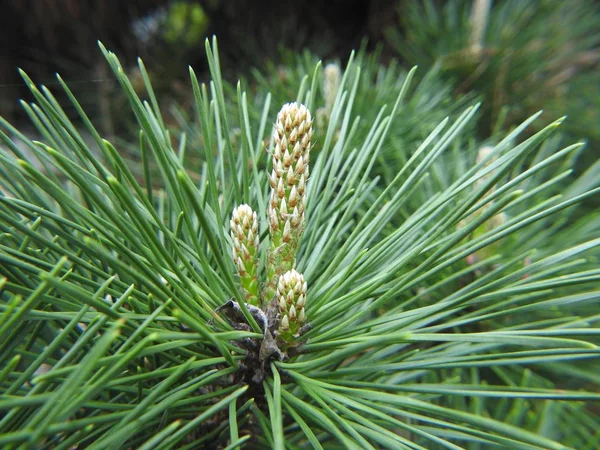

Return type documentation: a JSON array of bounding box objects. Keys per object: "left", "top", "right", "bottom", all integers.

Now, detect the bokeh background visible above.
[{"left": 1, "top": 0, "right": 598, "bottom": 196}]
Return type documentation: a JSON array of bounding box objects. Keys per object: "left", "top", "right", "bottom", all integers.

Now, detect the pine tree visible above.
[{"left": 0, "top": 37, "right": 599, "bottom": 449}]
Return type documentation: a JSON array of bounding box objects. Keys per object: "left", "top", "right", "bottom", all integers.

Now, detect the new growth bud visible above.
[
  {"left": 323, "top": 63, "right": 341, "bottom": 115},
  {"left": 276, "top": 269, "right": 307, "bottom": 338},
  {"left": 317, "top": 63, "right": 342, "bottom": 129},
  {"left": 268, "top": 103, "right": 312, "bottom": 236},
  {"left": 230, "top": 204, "right": 260, "bottom": 305},
  {"left": 265, "top": 103, "right": 313, "bottom": 300}
]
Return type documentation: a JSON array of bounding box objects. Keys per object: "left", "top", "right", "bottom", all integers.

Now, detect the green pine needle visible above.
[{"left": 0, "top": 36, "right": 599, "bottom": 448}]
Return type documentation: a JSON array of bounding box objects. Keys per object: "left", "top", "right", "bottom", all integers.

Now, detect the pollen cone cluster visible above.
[
  {"left": 230, "top": 204, "right": 260, "bottom": 305},
  {"left": 228, "top": 104, "right": 312, "bottom": 344},
  {"left": 266, "top": 102, "right": 313, "bottom": 299},
  {"left": 276, "top": 269, "right": 307, "bottom": 338}
]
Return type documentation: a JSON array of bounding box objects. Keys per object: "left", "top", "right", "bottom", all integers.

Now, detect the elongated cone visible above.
[
  {"left": 265, "top": 103, "right": 313, "bottom": 300},
  {"left": 268, "top": 102, "right": 312, "bottom": 237},
  {"left": 230, "top": 204, "right": 260, "bottom": 305}
]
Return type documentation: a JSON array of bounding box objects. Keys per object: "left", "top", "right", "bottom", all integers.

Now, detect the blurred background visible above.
[{"left": 0, "top": 0, "right": 598, "bottom": 188}]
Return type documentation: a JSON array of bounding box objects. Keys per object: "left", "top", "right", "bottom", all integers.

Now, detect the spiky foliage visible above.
[
  {"left": 247, "top": 45, "right": 478, "bottom": 186},
  {"left": 386, "top": 0, "right": 600, "bottom": 173},
  {"left": 1, "top": 38, "right": 600, "bottom": 449}
]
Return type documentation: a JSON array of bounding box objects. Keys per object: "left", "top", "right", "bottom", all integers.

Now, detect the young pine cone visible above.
[
  {"left": 276, "top": 269, "right": 307, "bottom": 340},
  {"left": 230, "top": 204, "right": 260, "bottom": 305},
  {"left": 266, "top": 103, "right": 313, "bottom": 299}
]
